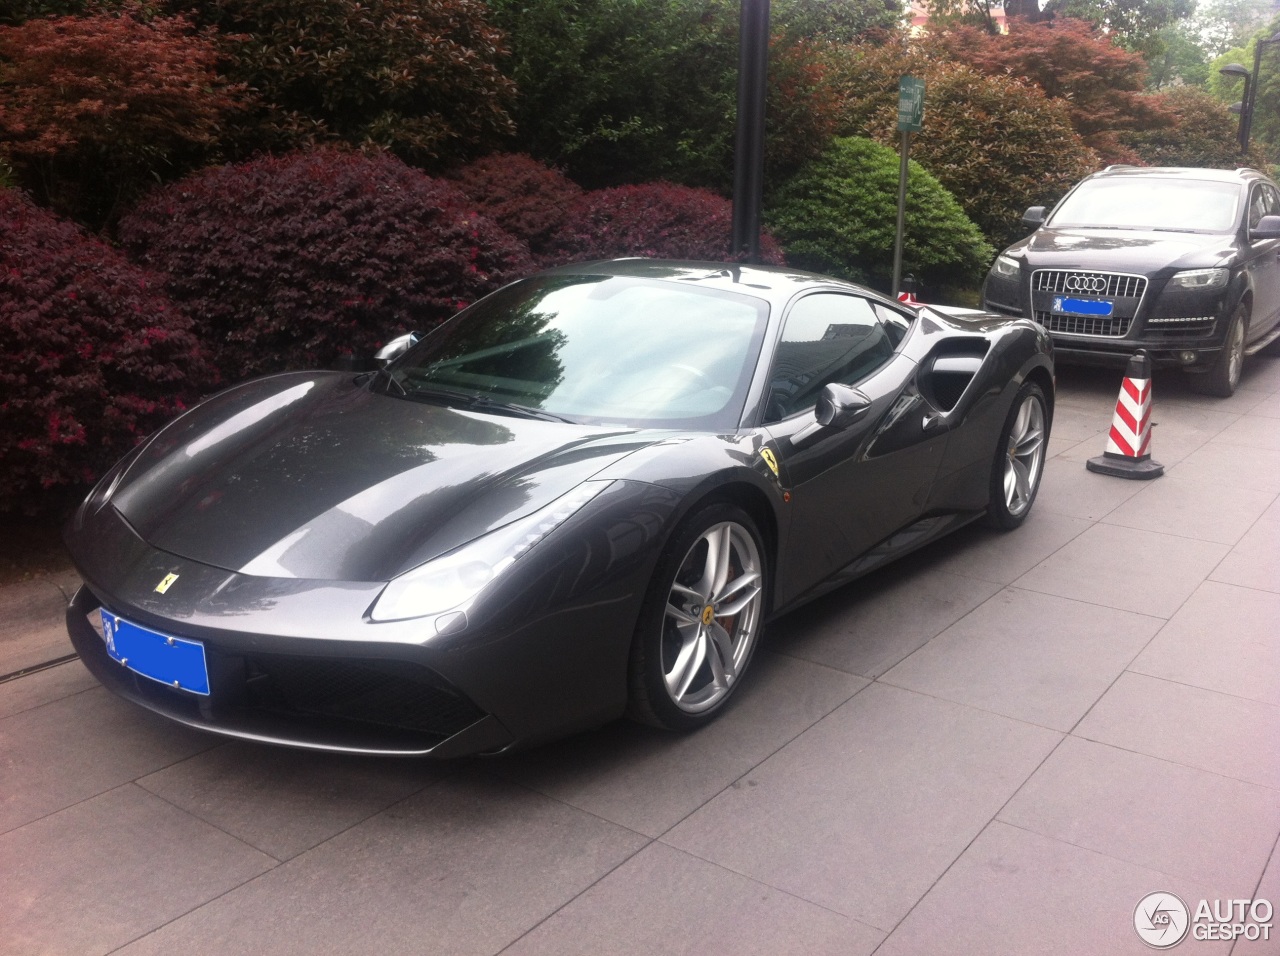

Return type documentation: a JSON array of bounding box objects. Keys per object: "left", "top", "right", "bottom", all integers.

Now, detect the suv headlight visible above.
[
  {"left": 992, "top": 255, "right": 1020, "bottom": 278},
  {"left": 369, "top": 480, "right": 612, "bottom": 623},
  {"left": 1169, "top": 268, "right": 1228, "bottom": 290}
]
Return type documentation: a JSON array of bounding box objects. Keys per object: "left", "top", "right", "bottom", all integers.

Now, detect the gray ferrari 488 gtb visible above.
[{"left": 65, "top": 259, "right": 1054, "bottom": 757}]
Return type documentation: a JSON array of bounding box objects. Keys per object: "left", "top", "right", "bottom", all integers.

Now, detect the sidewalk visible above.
[{"left": 2, "top": 360, "right": 1278, "bottom": 955}]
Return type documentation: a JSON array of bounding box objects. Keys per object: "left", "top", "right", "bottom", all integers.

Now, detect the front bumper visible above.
[
  {"left": 64, "top": 483, "right": 674, "bottom": 756},
  {"left": 984, "top": 273, "right": 1228, "bottom": 369}
]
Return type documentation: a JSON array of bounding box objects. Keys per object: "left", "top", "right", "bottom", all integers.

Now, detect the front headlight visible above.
[
  {"left": 369, "top": 480, "right": 612, "bottom": 623},
  {"left": 992, "top": 255, "right": 1020, "bottom": 278},
  {"left": 1169, "top": 268, "right": 1228, "bottom": 290}
]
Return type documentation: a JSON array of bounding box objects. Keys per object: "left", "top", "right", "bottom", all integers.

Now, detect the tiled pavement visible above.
[{"left": 2, "top": 359, "right": 1279, "bottom": 955}]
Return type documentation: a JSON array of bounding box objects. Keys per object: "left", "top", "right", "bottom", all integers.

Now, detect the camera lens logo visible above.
[{"left": 1135, "top": 892, "right": 1190, "bottom": 948}]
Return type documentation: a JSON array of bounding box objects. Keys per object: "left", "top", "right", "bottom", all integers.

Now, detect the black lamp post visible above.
[
  {"left": 1219, "top": 62, "right": 1251, "bottom": 154},
  {"left": 1223, "top": 32, "right": 1280, "bottom": 156},
  {"left": 731, "top": 0, "right": 769, "bottom": 263}
]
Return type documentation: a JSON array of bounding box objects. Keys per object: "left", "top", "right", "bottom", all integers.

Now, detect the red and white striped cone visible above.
[
  {"left": 1086, "top": 350, "right": 1164, "bottom": 480},
  {"left": 897, "top": 290, "right": 922, "bottom": 306}
]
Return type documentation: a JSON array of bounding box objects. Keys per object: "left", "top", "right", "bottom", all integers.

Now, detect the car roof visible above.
[
  {"left": 1086, "top": 165, "right": 1272, "bottom": 187},
  {"left": 533, "top": 258, "right": 889, "bottom": 311}
]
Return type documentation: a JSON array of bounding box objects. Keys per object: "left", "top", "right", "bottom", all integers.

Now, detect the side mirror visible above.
[
  {"left": 815, "top": 383, "right": 872, "bottom": 429},
  {"left": 374, "top": 331, "right": 421, "bottom": 365},
  {"left": 1251, "top": 214, "right": 1280, "bottom": 242},
  {"left": 1021, "top": 206, "right": 1046, "bottom": 228}
]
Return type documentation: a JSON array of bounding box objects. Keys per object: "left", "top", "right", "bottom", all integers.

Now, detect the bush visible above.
[
  {"left": 0, "top": 5, "right": 248, "bottom": 230},
  {"left": 167, "top": 0, "right": 515, "bottom": 170},
  {"left": 550, "top": 182, "right": 785, "bottom": 265},
  {"left": 447, "top": 153, "right": 584, "bottom": 264},
  {"left": 1124, "top": 85, "right": 1266, "bottom": 168},
  {"left": 766, "top": 136, "right": 993, "bottom": 292},
  {"left": 0, "top": 188, "right": 213, "bottom": 513},
  {"left": 117, "top": 149, "right": 535, "bottom": 381},
  {"left": 829, "top": 48, "right": 1098, "bottom": 248}
]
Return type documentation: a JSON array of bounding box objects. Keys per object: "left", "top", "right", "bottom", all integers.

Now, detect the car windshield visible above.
[
  {"left": 382, "top": 274, "right": 770, "bottom": 429},
  {"left": 1047, "top": 178, "right": 1242, "bottom": 232}
]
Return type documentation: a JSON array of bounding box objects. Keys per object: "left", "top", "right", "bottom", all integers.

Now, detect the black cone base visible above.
[{"left": 1086, "top": 453, "right": 1164, "bottom": 480}]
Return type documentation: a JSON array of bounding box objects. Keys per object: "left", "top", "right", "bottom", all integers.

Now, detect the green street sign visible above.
[{"left": 898, "top": 76, "right": 925, "bottom": 133}]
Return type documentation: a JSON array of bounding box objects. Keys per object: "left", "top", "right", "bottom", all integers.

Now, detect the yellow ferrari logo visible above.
[
  {"left": 701, "top": 605, "right": 715, "bottom": 626},
  {"left": 155, "top": 572, "right": 179, "bottom": 594},
  {"left": 760, "top": 447, "right": 779, "bottom": 477}
]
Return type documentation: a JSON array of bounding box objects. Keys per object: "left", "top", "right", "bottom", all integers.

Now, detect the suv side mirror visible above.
[
  {"left": 1251, "top": 214, "right": 1280, "bottom": 242},
  {"left": 1021, "top": 206, "right": 1046, "bottom": 228}
]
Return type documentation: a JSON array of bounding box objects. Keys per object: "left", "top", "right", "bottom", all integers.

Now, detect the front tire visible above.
[
  {"left": 627, "top": 503, "right": 767, "bottom": 731},
  {"left": 984, "top": 381, "right": 1048, "bottom": 530},
  {"left": 1187, "top": 300, "right": 1246, "bottom": 397}
]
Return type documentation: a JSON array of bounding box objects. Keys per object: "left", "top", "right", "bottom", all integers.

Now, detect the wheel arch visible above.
[{"left": 673, "top": 481, "right": 780, "bottom": 614}]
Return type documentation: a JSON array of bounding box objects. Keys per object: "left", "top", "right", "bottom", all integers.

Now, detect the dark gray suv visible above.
[{"left": 982, "top": 165, "right": 1280, "bottom": 396}]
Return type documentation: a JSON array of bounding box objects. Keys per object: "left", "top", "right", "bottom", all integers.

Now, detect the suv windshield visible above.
[
  {"left": 383, "top": 275, "right": 770, "bottom": 429},
  {"left": 1048, "top": 178, "right": 1242, "bottom": 233}
]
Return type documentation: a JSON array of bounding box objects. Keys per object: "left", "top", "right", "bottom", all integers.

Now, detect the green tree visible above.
[
  {"left": 1208, "top": 15, "right": 1280, "bottom": 156},
  {"left": 928, "top": 19, "right": 1168, "bottom": 164},
  {"left": 1122, "top": 85, "right": 1264, "bottom": 166},
  {"left": 1043, "top": 0, "right": 1194, "bottom": 59},
  {"left": 829, "top": 47, "right": 1097, "bottom": 248},
  {"left": 485, "top": 0, "right": 840, "bottom": 192},
  {"left": 767, "top": 136, "right": 993, "bottom": 293}
]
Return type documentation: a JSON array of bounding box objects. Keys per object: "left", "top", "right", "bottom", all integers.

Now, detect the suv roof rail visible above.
[{"left": 1101, "top": 164, "right": 1137, "bottom": 172}]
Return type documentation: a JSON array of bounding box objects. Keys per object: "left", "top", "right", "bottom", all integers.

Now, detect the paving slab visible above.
[
  {"left": 0, "top": 658, "right": 97, "bottom": 720},
  {"left": 1000, "top": 736, "right": 1280, "bottom": 887},
  {"left": 115, "top": 771, "right": 649, "bottom": 956},
  {"left": 881, "top": 587, "right": 1162, "bottom": 731},
  {"left": 0, "top": 687, "right": 215, "bottom": 835},
  {"left": 902, "top": 508, "right": 1093, "bottom": 587},
  {"left": 137, "top": 740, "right": 447, "bottom": 860},
  {"left": 494, "top": 650, "right": 865, "bottom": 837},
  {"left": 662, "top": 683, "right": 1061, "bottom": 931},
  {"left": 1075, "top": 672, "right": 1280, "bottom": 791},
  {"left": 768, "top": 565, "right": 1001, "bottom": 678},
  {"left": 1013, "top": 523, "right": 1229, "bottom": 619},
  {"left": 503, "top": 842, "right": 884, "bottom": 956},
  {"left": 1232, "top": 840, "right": 1280, "bottom": 955},
  {"left": 1100, "top": 476, "right": 1275, "bottom": 545},
  {"left": 876, "top": 821, "right": 1233, "bottom": 956},
  {"left": 1035, "top": 456, "right": 1148, "bottom": 521},
  {"left": 1170, "top": 441, "right": 1280, "bottom": 494},
  {"left": 0, "top": 783, "right": 275, "bottom": 956},
  {"left": 1209, "top": 495, "right": 1280, "bottom": 595},
  {"left": 1130, "top": 581, "right": 1280, "bottom": 706},
  {"left": 0, "top": 569, "right": 80, "bottom": 676}
]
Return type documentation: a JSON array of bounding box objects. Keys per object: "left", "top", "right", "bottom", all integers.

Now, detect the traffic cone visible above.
[
  {"left": 1086, "top": 350, "right": 1164, "bottom": 480},
  {"left": 897, "top": 273, "right": 923, "bottom": 306},
  {"left": 897, "top": 290, "right": 922, "bottom": 305}
]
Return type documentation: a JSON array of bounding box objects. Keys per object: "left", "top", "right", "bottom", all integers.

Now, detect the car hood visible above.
[
  {"left": 110, "top": 372, "right": 657, "bottom": 581},
  {"left": 1010, "top": 227, "right": 1236, "bottom": 273}
]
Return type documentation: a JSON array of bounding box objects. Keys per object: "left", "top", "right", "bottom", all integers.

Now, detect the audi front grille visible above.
[{"left": 1031, "top": 270, "right": 1147, "bottom": 338}]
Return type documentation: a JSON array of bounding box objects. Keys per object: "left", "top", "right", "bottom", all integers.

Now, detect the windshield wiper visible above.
[
  {"left": 464, "top": 395, "right": 579, "bottom": 424},
  {"left": 401, "top": 386, "right": 577, "bottom": 423}
]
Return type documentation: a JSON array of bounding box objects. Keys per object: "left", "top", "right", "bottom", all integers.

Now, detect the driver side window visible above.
[{"left": 764, "top": 293, "right": 897, "bottom": 423}]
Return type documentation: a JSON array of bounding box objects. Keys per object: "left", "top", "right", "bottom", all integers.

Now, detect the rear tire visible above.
[
  {"left": 1187, "top": 300, "right": 1246, "bottom": 397},
  {"left": 984, "top": 382, "right": 1048, "bottom": 531},
  {"left": 627, "top": 503, "right": 767, "bottom": 731}
]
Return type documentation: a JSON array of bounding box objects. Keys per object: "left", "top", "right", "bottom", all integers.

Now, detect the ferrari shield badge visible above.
[
  {"left": 760, "top": 447, "right": 779, "bottom": 477},
  {"left": 155, "top": 572, "right": 179, "bottom": 594}
]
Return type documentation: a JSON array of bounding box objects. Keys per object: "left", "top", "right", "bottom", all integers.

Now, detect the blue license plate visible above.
[
  {"left": 1052, "top": 295, "right": 1114, "bottom": 317},
  {"left": 100, "top": 610, "right": 210, "bottom": 695}
]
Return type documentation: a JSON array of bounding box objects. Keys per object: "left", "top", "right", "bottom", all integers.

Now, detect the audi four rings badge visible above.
[{"left": 1064, "top": 275, "right": 1107, "bottom": 293}]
